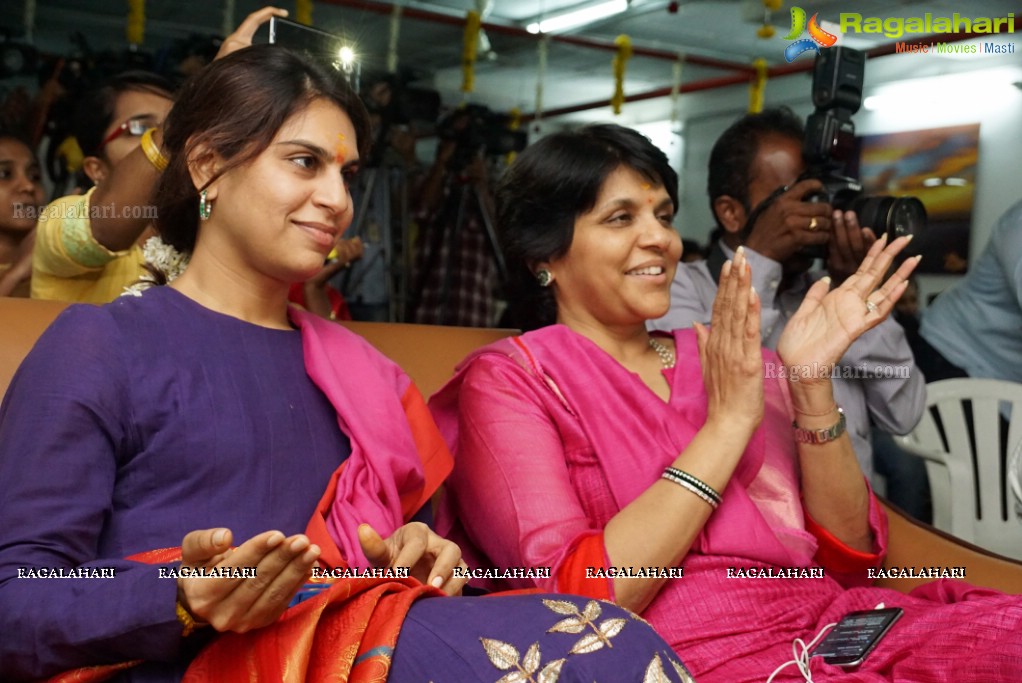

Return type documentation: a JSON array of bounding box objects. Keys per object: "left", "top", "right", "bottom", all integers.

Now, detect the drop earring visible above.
[
  {"left": 198, "top": 190, "right": 213, "bottom": 221},
  {"left": 536, "top": 269, "right": 553, "bottom": 287}
]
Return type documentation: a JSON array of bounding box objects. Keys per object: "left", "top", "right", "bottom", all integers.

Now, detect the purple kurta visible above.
[{"left": 0, "top": 287, "right": 350, "bottom": 681}]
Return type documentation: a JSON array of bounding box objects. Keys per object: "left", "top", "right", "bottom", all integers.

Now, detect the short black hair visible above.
[
  {"left": 707, "top": 107, "right": 804, "bottom": 225},
  {"left": 498, "top": 123, "right": 678, "bottom": 330}
]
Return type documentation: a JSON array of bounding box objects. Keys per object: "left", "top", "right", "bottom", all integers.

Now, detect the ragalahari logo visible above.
[{"left": 784, "top": 7, "right": 838, "bottom": 62}]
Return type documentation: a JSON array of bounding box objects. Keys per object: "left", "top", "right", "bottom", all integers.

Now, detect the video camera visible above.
[
  {"left": 800, "top": 46, "right": 926, "bottom": 243},
  {"left": 437, "top": 104, "right": 527, "bottom": 170}
]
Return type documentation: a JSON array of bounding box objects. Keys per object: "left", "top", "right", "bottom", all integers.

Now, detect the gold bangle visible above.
[
  {"left": 793, "top": 402, "right": 838, "bottom": 417},
  {"left": 175, "top": 600, "right": 199, "bottom": 637},
  {"left": 141, "top": 127, "right": 169, "bottom": 173}
]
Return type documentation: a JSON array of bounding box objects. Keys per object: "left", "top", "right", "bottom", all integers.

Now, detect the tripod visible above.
[
  {"left": 410, "top": 171, "right": 507, "bottom": 327},
  {"left": 332, "top": 163, "right": 412, "bottom": 322}
]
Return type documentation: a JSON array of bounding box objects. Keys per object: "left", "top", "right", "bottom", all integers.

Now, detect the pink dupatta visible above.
[{"left": 290, "top": 309, "right": 453, "bottom": 567}]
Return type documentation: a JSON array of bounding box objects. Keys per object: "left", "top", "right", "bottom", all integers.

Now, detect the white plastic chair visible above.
[
  {"left": 1010, "top": 438, "right": 1022, "bottom": 522},
  {"left": 894, "top": 378, "right": 1022, "bottom": 561}
]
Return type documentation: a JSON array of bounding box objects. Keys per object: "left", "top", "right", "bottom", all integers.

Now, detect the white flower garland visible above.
[{"left": 121, "top": 236, "right": 190, "bottom": 297}]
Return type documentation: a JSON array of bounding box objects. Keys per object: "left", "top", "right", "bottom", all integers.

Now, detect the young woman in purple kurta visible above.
[{"left": 431, "top": 124, "right": 1022, "bottom": 682}]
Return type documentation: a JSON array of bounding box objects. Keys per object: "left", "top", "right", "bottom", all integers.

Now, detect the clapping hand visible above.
[
  {"left": 358, "top": 522, "right": 469, "bottom": 596},
  {"left": 695, "top": 246, "right": 765, "bottom": 436},
  {"left": 777, "top": 231, "right": 920, "bottom": 381}
]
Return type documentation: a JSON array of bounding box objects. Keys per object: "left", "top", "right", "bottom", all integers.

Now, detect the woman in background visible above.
[
  {"left": 432, "top": 123, "right": 1022, "bottom": 682},
  {"left": 0, "top": 131, "right": 45, "bottom": 296}
]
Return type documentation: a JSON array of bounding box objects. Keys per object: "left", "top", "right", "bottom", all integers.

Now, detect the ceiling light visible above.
[
  {"left": 526, "top": 0, "right": 629, "bottom": 35},
  {"left": 863, "top": 68, "right": 1022, "bottom": 112}
]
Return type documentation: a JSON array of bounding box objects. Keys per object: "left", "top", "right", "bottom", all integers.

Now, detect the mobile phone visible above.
[
  {"left": 809, "top": 607, "right": 903, "bottom": 667},
  {"left": 267, "top": 16, "right": 347, "bottom": 72}
]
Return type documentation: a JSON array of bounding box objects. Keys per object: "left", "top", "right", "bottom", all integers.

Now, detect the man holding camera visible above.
[{"left": 650, "top": 107, "right": 926, "bottom": 511}]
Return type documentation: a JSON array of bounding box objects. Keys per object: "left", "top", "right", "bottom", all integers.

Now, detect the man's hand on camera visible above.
[
  {"left": 744, "top": 178, "right": 832, "bottom": 264},
  {"left": 827, "top": 209, "right": 877, "bottom": 284}
]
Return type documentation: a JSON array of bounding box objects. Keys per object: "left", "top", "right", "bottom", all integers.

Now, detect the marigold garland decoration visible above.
[
  {"left": 748, "top": 57, "right": 769, "bottom": 113},
  {"left": 296, "top": 0, "right": 313, "bottom": 26},
  {"left": 127, "top": 0, "right": 145, "bottom": 46},
  {"left": 462, "top": 10, "right": 482, "bottom": 93},
  {"left": 611, "top": 34, "right": 632, "bottom": 115},
  {"left": 757, "top": 0, "right": 783, "bottom": 38}
]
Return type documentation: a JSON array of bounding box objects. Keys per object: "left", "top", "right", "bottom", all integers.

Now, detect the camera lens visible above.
[{"left": 850, "top": 195, "right": 926, "bottom": 239}]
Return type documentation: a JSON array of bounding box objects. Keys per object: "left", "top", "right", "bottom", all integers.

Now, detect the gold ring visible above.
[
  {"left": 808, "top": 217, "right": 819, "bottom": 232},
  {"left": 865, "top": 299, "right": 879, "bottom": 314}
]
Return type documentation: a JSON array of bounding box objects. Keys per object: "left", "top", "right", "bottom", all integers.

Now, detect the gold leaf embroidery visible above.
[
  {"left": 522, "top": 643, "right": 541, "bottom": 675},
  {"left": 481, "top": 638, "right": 521, "bottom": 670},
  {"left": 538, "top": 658, "right": 566, "bottom": 683},
  {"left": 671, "top": 658, "right": 697, "bottom": 683},
  {"left": 643, "top": 653, "right": 671, "bottom": 683},
  {"left": 496, "top": 672, "right": 528, "bottom": 683},
  {"left": 569, "top": 632, "right": 605, "bottom": 655},
  {"left": 598, "top": 618, "right": 627, "bottom": 639},
  {"left": 542, "top": 599, "right": 579, "bottom": 615},
  {"left": 582, "top": 600, "right": 602, "bottom": 621},
  {"left": 547, "top": 616, "right": 586, "bottom": 634}
]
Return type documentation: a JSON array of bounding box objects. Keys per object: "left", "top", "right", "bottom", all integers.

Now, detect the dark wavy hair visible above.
[
  {"left": 497, "top": 123, "right": 678, "bottom": 330},
  {"left": 706, "top": 106, "right": 804, "bottom": 225},
  {"left": 73, "top": 71, "right": 174, "bottom": 159},
  {"left": 154, "top": 45, "right": 371, "bottom": 254}
]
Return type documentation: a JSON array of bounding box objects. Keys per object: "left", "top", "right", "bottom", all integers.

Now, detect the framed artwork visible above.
[{"left": 855, "top": 123, "right": 980, "bottom": 274}]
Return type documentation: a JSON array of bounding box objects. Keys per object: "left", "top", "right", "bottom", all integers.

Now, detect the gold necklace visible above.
[{"left": 648, "top": 337, "right": 676, "bottom": 369}]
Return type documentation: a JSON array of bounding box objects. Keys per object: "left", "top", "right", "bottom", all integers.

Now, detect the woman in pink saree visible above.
[{"left": 431, "top": 124, "right": 1022, "bottom": 682}]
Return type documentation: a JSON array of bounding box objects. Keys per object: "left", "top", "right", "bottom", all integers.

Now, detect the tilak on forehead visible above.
[{"left": 641, "top": 182, "right": 654, "bottom": 203}]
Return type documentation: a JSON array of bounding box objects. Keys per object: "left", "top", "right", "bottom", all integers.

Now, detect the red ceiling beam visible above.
[
  {"left": 531, "top": 26, "right": 1004, "bottom": 121},
  {"left": 315, "top": 0, "right": 756, "bottom": 75}
]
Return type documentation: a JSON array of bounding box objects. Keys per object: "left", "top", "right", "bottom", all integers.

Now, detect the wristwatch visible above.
[{"left": 792, "top": 407, "right": 847, "bottom": 444}]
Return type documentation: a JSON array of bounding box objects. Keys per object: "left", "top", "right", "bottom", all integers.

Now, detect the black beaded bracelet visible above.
[{"left": 662, "top": 467, "right": 722, "bottom": 508}]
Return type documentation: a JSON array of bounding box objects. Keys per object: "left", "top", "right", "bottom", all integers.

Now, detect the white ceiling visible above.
[{"left": 9, "top": 1, "right": 1021, "bottom": 120}]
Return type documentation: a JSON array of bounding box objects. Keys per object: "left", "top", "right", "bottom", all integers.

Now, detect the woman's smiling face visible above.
[
  {"left": 199, "top": 98, "right": 361, "bottom": 285},
  {"left": 544, "top": 164, "right": 680, "bottom": 330}
]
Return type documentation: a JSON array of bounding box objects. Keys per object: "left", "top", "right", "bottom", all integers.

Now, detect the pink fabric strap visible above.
[{"left": 290, "top": 310, "right": 453, "bottom": 567}]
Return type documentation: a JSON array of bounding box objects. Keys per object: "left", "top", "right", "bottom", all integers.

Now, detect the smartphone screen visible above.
[
  {"left": 267, "top": 16, "right": 345, "bottom": 72},
  {"left": 810, "top": 607, "right": 903, "bottom": 667}
]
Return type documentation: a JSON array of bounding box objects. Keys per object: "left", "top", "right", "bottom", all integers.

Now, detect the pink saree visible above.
[{"left": 431, "top": 325, "right": 1022, "bottom": 682}]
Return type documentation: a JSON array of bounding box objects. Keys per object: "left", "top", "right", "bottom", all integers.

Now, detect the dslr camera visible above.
[
  {"left": 800, "top": 46, "right": 926, "bottom": 245},
  {"left": 437, "top": 104, "right": 527, "bottom": 170}
]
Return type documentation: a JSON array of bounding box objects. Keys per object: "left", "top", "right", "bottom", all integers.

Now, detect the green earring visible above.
[{"left": 198, "top": 190, "right": 212, "bottom": 221}]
